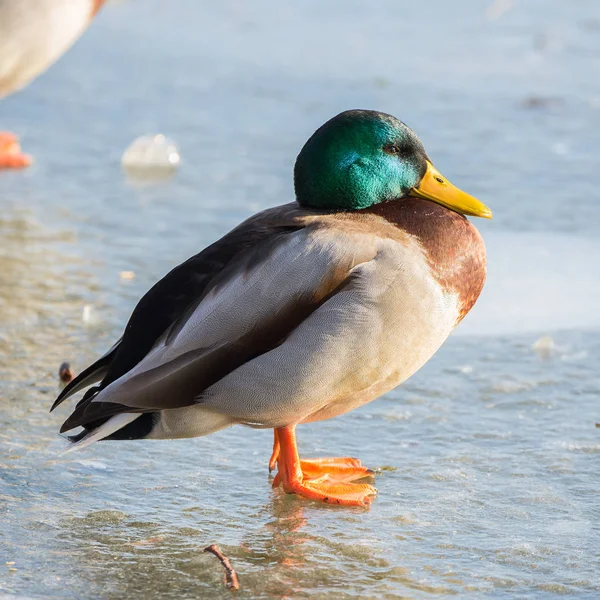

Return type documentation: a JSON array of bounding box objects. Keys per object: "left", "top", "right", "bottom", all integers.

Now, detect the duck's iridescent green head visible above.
[{"left": 294, "top": 110, "right": 492, "bottom": 219}]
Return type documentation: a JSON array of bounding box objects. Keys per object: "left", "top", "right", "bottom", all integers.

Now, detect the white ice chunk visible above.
[
  {"left": 532, "top": 336, "right": 556, "bottom": 357},
  {"left": 121, "top": 134, "right": 180, "bottom": 178}
]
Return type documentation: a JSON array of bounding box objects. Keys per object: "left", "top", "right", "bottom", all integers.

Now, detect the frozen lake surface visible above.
[{"left": 1, "top": 0, "right": 599, "bottom": 597}]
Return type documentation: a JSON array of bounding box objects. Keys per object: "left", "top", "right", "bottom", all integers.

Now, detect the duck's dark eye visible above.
[{"left": 383, "top": 144, "right": 409, "bottom": 156}]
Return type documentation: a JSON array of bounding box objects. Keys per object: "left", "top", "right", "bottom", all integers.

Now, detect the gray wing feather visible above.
[{"left": 59, "top": 225, "right": 376, "bottom": 432}]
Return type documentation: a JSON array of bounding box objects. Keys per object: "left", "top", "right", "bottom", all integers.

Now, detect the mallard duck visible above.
[
  {"left": 51, "top": 110, "right": 492, "bottom": 506},
  {"left": 0, "top": 0, "right": 106, "bottom": 168}
]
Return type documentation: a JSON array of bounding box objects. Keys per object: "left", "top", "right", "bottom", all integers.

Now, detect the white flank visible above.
[{"left": 61, "top": 413, "right": 140, "bottom": 454}]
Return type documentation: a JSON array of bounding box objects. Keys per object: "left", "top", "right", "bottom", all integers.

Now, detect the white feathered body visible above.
[
  {"left": 54, "top": 201, "right": 486, "bottom": 451},
  {"left": 0, "top": 0, "right": 98, "bottom": 97}
]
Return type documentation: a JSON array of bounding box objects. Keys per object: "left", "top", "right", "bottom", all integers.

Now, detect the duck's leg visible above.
[
  {"left": 268, "top": 430, "right": 280, "bottom": 472},
  {"left": 0, "top": 133, "right": 32, "bottom": 169},
  {"left": 272, "top": 425, "right": 377, "bottom": 507},
  {"left": 269, "top": 430, "right": 374, "bottom": 481}
]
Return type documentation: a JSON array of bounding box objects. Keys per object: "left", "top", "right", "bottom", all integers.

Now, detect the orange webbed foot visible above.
[
  {"left": 271, "top": 428, "right": 377, "bottom": 507},
  {"left": 0, "top": 132, "right": 32, "bottom": 169},
  {"left": 298, "top": 456, "right": 375, "bottom": 482},
  {"left": 272, "top": 456, "right": 374, "bottom": 488},
  {"left": 282, "top": 479, "right": 377, "bottom": 507}
]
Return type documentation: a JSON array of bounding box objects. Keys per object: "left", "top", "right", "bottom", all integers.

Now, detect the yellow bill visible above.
[{"left": 410, "top": 161, "right": 492, "bottom": 219}]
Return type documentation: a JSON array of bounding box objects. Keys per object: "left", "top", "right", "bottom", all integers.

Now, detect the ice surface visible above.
[{"left": 457, "top": 232, "right": 600, "bottom": 336}]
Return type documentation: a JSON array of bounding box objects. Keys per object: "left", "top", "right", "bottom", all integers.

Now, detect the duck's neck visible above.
[{"left": 364, "top": 197, "right": 487, "bottom": 324}]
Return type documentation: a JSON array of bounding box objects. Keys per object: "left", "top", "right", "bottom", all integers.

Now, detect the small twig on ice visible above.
[{"left": 204, "top": 544, "right": 239, "bottom": 591}]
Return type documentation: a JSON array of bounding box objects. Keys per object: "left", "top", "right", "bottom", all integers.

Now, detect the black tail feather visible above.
[
  {"left": 64, "top": 413, "right": 156, "bottom": 443},
  {"left": 51, "top": 339, "right": 122, "bottom": 412},
  {"left": 104, "top": 413, "right": 156, "bottom": 440}
]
